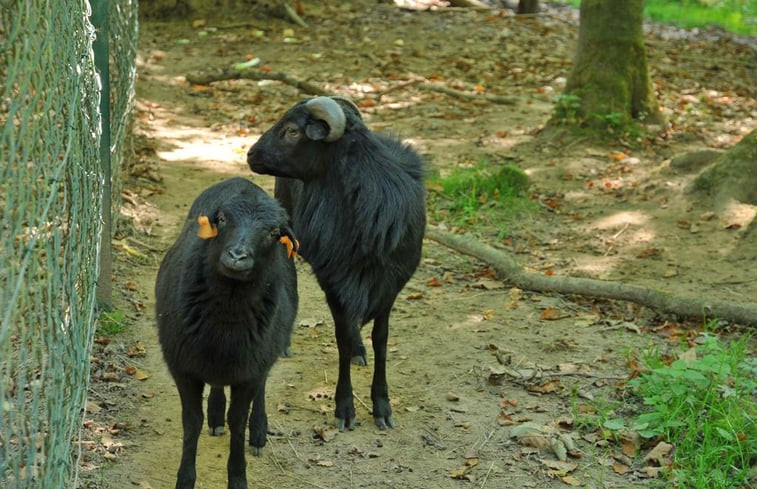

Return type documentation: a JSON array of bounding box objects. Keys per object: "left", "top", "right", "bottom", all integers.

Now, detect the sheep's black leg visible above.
[
  {"left": 174, "top": 376, "right": 204, "bottom": 489},
  {"left": 371, "top": 306, "right": 394, "bottom": 429},
  {"left": 207, "top": 386, "right": 226, "bottom": 435},
  {"left": 330, "top": 306, "right": 357, "bottom": 431},
  {"left": 227, "top": 383, "right": 255, "bottom": 489},
  {"left": 350, "top": 323, "right": 368, "bottom": 366},
  {"left": 247, "top": 378, "right": 268, "bottom": 456}
]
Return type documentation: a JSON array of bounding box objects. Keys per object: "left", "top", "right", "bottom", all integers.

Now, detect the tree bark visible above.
[
  {"left": 550, "top": 0, "right": 663, "bottom": 130},
  {"left": 425, "top": 227, "right": 757, "bottom": 327}
]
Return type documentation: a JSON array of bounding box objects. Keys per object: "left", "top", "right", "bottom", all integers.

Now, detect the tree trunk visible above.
[
  {"left": 550, "top": 0, "right": 663, "bottom": 130},
  {"left": 517, "top": 0, "right": 539, "bottom": 14}
]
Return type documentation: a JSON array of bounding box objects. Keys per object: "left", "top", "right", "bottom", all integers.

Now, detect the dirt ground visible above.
[{"left": 80, "top": 2, "right": 756, "bottom": 488}]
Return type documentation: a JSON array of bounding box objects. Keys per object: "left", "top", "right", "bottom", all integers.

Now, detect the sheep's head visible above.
[
  {"left": 247, "top": 96, "right": 363, "bottom": 180},
  {"left": 196, "top": 200, "right": 297, "bottom": 281}
]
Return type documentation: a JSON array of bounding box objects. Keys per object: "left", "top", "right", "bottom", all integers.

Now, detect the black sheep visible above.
[
  {"left": 155, "top": 177, "right": 298, "bottom": 489},
  {"left": 246, "top": 96, "right": 426, "bottom": 431}
]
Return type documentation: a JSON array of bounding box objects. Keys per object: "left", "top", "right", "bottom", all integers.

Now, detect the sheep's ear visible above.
[
  {"left": 197, "top": 215, "right": 218, "bottom": 239},
  {"left": 304, "top": 120, "right": 330, "bottom": 141},
  {"left": 278, "top": 226, "right": 299, "bottom": 259}
]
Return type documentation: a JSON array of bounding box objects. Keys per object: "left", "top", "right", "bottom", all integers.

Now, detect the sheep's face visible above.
[
  {"left": 247, "top": 105, "right": 335, "bottom": 181},
  {"left": 202, "top": 201, "right": 296, "bottom": 281}
]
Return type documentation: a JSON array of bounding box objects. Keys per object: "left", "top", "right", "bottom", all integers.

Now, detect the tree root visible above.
[{"left": 425, "top": 226, "right": 757, "bottom": 327}]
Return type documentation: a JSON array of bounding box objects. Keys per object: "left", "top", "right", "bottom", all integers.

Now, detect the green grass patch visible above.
[
  {"left": 628, "top": 333, "right": 756, "bottom": 487},
  {"left": 427, "top": 161, "right": 534, "bottom": 234},
  {"left": 552, "top": 0, "right": 756, "bottom": 36},
  {"left": 97, "top": 309, "right": 126, "bottom": 336}
]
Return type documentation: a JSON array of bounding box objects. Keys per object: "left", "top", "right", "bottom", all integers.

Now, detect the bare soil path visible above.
[{"left": 80, "top": 3, "right": 755, "bottom": 488}]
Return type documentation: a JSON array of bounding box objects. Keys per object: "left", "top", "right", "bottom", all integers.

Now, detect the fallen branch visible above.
[
  {"left": 447, "top": 0, "right": 492, "bottom": 8},
  {"left": 418, "top": 82, "right": 519, "bottom": 105},
  {"left": 185, "top": 67, "right": 331, "bottom": 96},
  {"left": 425, "top": 226, "right": 757, "bottom": 327},
  {"left": 186, "top": 67, "right": 519, "bottom": 106}
]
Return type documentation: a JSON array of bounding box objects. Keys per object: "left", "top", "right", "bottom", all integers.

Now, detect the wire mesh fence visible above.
[
  {"left": 110, "top": 0, "right": 139, "bottom": 230},
  {"left": 0, "top": 1, "right": 138, "bottom": 487}
]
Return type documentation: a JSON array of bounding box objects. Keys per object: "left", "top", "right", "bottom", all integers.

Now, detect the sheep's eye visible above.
[
  {"left": 284, "top": 126, "right": 300, "bottom": 139},
  {"left": 216, "top": 212, "right": 227, "bottom": 226}
]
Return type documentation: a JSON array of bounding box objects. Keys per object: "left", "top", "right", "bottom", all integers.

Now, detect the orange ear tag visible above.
[
  {"left": 197, "top": 215, "right": 218, "bottom": 239},
  {"left": 279, "top": 236, "right": 299, "bottom": 259}
]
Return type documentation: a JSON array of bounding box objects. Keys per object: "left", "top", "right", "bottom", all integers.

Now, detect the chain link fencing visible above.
[{"left": 0, "top": 0, "right": 138, "bottom": 487}]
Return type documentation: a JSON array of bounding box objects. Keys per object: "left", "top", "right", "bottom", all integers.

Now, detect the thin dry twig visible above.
[
  {"left": 352, "top": 392, "right": 371, "bottom": 413},
  {"left": 479, "top": 461, "right": 495, "bottom": 488}
]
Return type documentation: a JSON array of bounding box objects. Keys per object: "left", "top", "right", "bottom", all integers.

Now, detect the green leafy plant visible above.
[
  {"left": 553, "top": 94, "right": 583, "bottom": 125},
  {"left": 628, "top": 333, "right": 756, "bottom": 487},
  {"left": 589, "top": 112, "right": 623, "bottom": 132}
]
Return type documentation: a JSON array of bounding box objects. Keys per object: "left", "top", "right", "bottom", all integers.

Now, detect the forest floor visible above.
[{"left": 80, "top": 2, "right": 755, "bottom": 488}]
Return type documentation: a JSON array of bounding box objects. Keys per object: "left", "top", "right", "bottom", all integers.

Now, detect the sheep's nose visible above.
[{"left": 227, "top": 247, "right": 248, "bottom": 262}]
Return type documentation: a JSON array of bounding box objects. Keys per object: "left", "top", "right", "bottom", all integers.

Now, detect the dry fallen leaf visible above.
[
  {"left": 126, "top": 341, "right": 146, "bottom": 357},
  {"left": 471, "top": 279, "right": 504, "bottom": 290},
  {"left": 619, "top": 431, "right": 641, "bottom": 457},
  {"left": 426, "top": 277, "right": 443, "bottom": 287},
  {"left": 449, "top": 458, "right": 478, "bottom": 480},
  {"left": 540, "top": 307, "right": 569, "bottom": 320},
  {"left": 637, "top": 247, "right": 661, "bottom": 258},
  {"left": 496, "top": 412, "right": 514, "bottom": 426},
  {"left": 561, "top": 475, "right": 581, "bottom": 486},
  {"left": 308, "top": 457, "right": 335, "bottom": 467},
  {"left": 644, "top": 441, "right": 674, "bottom": 467},
  {"left": 540, "top": 458, "right": 578, "bottom": 476},
  {"left": 85, "top": 401, "right": 102, "bottom": 414},
  {"left": 527, "top": 379, "right": 562, "bottom": 394},
  {"left": 312, "top": 425, "right": 338, "bottom": 442}
]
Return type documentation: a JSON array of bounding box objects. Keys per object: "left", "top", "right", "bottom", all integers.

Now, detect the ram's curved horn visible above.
[
  {"left": 330, "top": 96, "right": 363, "bottom": 121},
  {"left": 305, "top": 97, "right": 346, "bottom": 142}
]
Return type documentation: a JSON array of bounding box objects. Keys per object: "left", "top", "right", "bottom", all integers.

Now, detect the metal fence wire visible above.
[{"left": 0, "top": 1, "right": 138, "bottom": 487}]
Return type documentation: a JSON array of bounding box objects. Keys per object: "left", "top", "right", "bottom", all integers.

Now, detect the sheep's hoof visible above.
[
  {"left": 351, "top": 354, "right": 368, "bottom": 366},
  {"left": 374, "top": 415, "right": 395, "bottom": 430},
  {"left": 208, "top": 426, "right": 225, "bottom": 436},
  {"left": 281, "top": 346, "right": 292, "bottom": 358},
  {"left": 249, "top": 445, "right": 264, "bottom": 457},
  {"left": 335, "top": 416, "right": 356, "bottom": 432}
]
